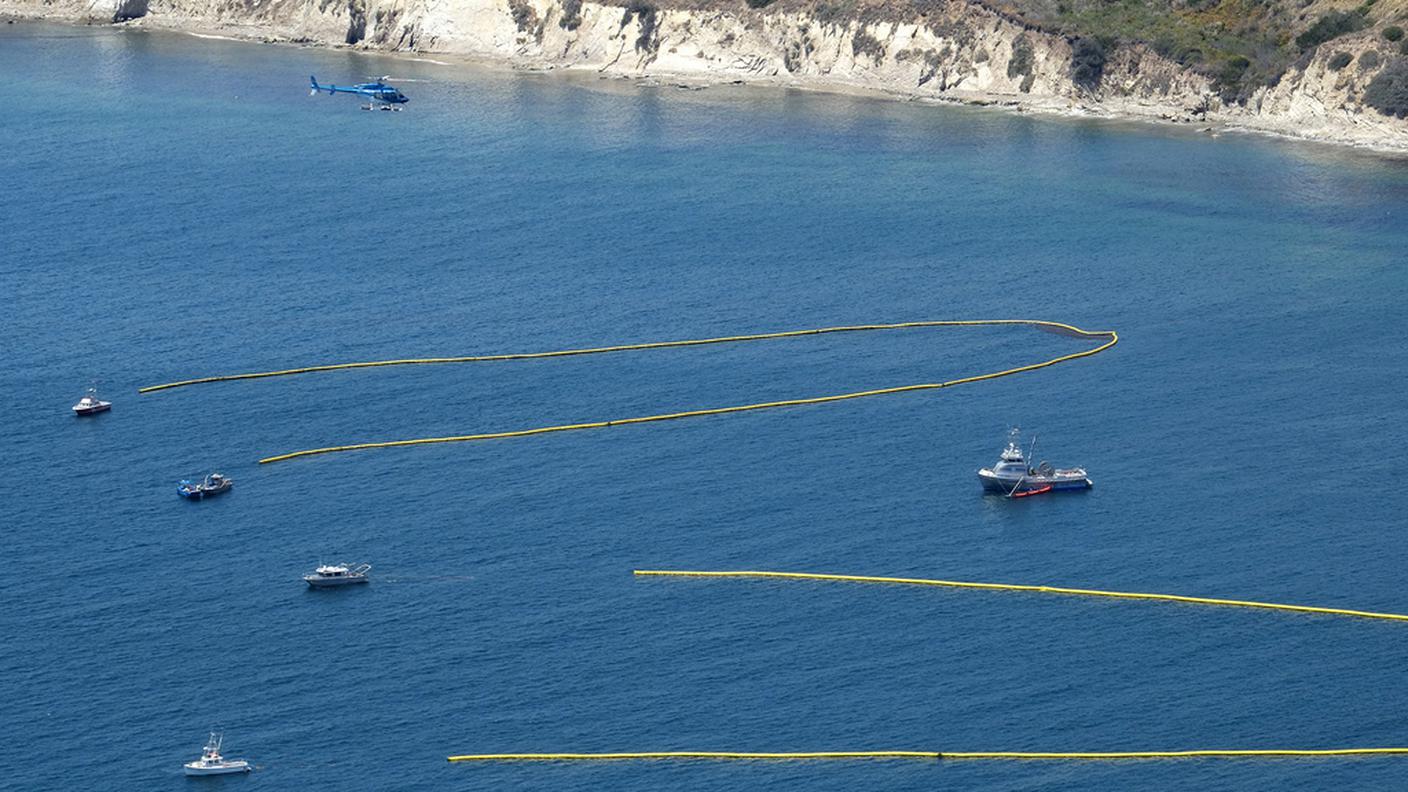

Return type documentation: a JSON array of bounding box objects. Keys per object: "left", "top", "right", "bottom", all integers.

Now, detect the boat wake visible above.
[{"left": 373, "top": 575, "right": 476, "bottom": 584}]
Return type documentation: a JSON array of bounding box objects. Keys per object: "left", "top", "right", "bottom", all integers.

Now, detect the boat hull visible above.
[
  {"left": 72, "top": 403, "right": 110, "bottom": 415},
  {"left": 178, "top": 482, "right": 233, "bottom": 499},
  {"left": 978, "top": 470, "right": 1092, "bottom": 494},
  {"left": 183, "top": 761, "right": 250, "bottom": 776},
  {"left": 303, "top": 576, "right": 369, "bottom": 588}
]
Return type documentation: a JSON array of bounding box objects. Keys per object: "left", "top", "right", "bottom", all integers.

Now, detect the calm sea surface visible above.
[{"left": 4, "top": 22, "right": 1408, "bottom": 790}]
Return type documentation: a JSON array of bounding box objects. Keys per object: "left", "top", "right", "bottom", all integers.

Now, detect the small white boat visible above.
[
  {"left": 303, "top": 563, "right": 371, "bottom": 588},
  {"left": 72, "top": 387, "right": 111, "bottom": 416},
  {"left": 183, "top": 732, "right": 250, "bottom": 776}
]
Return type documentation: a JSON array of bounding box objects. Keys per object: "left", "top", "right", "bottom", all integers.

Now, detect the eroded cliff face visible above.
[
  {"left": 1247, "top": 31, "right": 1408, "bottom": 146},
  {"left": 6, "top": 0, "right": 1407, "bottom": 149}
]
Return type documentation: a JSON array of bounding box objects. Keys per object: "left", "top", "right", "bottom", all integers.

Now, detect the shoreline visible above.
[
  {"left": 507, "top": 63, "right": 1408, "bottom": 157},
  {"left": 7, "top": 10, "right": 1408, "bottom": 157}
]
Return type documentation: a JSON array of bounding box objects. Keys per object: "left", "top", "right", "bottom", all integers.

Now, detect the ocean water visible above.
[{"left": 4, "top": 21, "right": 1408, "bottom": 790}]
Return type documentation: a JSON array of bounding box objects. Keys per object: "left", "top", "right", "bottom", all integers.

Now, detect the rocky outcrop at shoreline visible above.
[{"left": 6, "top": 0, "right": 1408, "bottom": 151}]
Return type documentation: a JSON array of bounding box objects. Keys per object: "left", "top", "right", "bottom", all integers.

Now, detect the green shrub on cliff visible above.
[
  {"left": 1365, "top": 57, "right": 1408, "bottom": 116},
  {"left": 510, "top": 0, "right": 541, "bottom": 37},
  {"left": 1212, "top": 55, "right": 1250, "bottom": 95},
  {"left": 621, "top": 0, "right": 659, "bottom": 53},
  {"left": 812, "top": 0, "right": 855, "bottom": 28},
  {"left": 1384, "top": 25, "right": 1404, "bottom": 42},
  {"left": 559, "top": 0, "right": 582, "bottom": 30},
  {"left": 1070, "top": 37, "right": 1107, "bottom": 88},
  {"left": 1008, "top": 34, "right": 1034, "bottom": 78},
  {"left": 852, "top": 29, "right": 886, "bottom": 60},
  {"left": 1328, "top": 51, "right": 1352, "bottom": 70},
  {"left": 1295, "top": 10, "right": 1367, "bottom": 51}
]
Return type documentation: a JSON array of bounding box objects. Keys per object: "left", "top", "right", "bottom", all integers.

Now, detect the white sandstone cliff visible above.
[{"left": 5, "top": 0, "right": 1406, "bottom": 150}]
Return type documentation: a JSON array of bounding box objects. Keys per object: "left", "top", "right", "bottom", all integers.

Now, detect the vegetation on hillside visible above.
[
  {"left": 1366, "top": 55, "right": 1408, "bottom": 114},
  {"left": 977, "top": 0, "right": 1397, "bottom": 100},
  {"left": 709, "top": 0, "right": 1405, "bottom": 108},
  {"left": 559, "top": 0, "right": 583, "bottom": 29},
  {"left": 622, "top": 0, "right": 660, "bottom": 52},
  {"left": 1069, "top": 36, "right": 1107, "bottom": 87}
]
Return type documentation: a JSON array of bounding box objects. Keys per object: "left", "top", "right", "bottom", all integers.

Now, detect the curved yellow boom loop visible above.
[{"left": 197, "top": 320, "right": 1116, "bottom": 464}]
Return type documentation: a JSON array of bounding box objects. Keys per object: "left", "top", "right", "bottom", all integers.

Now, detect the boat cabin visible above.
[{"left": 991, "top": 440, "right": 1030, "bottom": 477}]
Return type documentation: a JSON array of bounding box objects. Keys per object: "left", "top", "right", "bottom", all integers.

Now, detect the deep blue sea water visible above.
[{"left": 5, "top": 22, "right": 1408, "bottom": 790}]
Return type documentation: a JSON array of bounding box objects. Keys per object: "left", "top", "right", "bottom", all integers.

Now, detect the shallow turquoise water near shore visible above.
[{"left": 5, "top": 22, "right": 1408, "bottom": 790}]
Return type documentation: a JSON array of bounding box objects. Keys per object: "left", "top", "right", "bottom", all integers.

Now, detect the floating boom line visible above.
[
  {"left": 631, "top": 570, "right": 1408, "bottom": 623},
  {"left": 139, "top": 320, "right": 1113, "bottom": 393},
  {"left": 446, "top": 748, "right": 1408, "bottom": 762},
  {"left": 156, "top": 320, "right": 1116, "bottom": 464}
]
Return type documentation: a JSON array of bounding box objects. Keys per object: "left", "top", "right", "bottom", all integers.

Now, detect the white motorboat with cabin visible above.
[
  {"left": 303, "top": 563, "right": 371, "bottom": 588},
  {"left": 183, "top": 732, "right": 250, "bottom": 776},
  {"left": 72, "top": 387, "right": 111, "bottom": 416},
  {"left": 178, "top": 473, "right": 233, "bottom": 499},
  {"left": 977, "top": 429, "right": 1092, "bottom": 496}
]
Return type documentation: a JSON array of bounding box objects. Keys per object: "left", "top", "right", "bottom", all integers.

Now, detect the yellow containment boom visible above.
[
  {"left": 141, "top": 320, "right": 1113, "bottom": 393},
  {"left": 447, "top": 748, "right": 1408, "bottom": 762},
  {"left": 198, "top": 320, "right": 1115, "bottom": 464},
  {"left": 631, "top": 570, "right": 1408, "bottom": 623}
]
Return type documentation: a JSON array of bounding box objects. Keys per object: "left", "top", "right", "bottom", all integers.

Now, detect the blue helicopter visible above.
[{"left": 309, "top": 75, "right": 411, "bottom": 111}]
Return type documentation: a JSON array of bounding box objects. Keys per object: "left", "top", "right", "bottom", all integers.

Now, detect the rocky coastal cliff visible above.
[{"left": 7, "top": 0, "right": 1408, "bottom": 150}]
